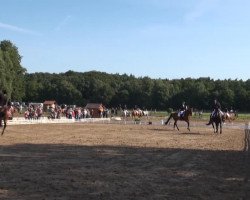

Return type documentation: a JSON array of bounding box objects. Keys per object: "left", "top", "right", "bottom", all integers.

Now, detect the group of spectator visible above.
[
  {"left": 48, "top": 106, "right": 110, "bottom": 120},
  {"left": 9, "top": 101, "right": 149, "bottom": 120},
  {"left": 24, "top": 105, "right": 43, "bottom": 120}
]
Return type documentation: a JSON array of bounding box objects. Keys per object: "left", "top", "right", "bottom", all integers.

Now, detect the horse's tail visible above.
[{"left": 165, "top": 114, "right": 172, "bottom": 125}]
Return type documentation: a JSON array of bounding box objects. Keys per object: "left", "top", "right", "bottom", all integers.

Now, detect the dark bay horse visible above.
[
  {"left": 165, "top": 107, "right": 193, "bottom": 131},
  {"left": 207, "top": 111, "right": 224, "bottom": 134},
  {"left": 0, "top": 106, "right": 9, "bottom": 135}
]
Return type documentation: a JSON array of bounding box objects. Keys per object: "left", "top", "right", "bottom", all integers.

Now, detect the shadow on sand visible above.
[{"left": 0, "top": 142, "right": 249, "bottom": 200}]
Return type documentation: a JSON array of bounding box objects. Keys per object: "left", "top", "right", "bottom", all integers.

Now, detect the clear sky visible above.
[{"left": 0, "top": 0, "right": 249, "bottom": 80}]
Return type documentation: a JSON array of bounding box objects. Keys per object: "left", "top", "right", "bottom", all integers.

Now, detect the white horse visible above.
[
  {"left": 142, "top": 110, "right": 149, "bottom": 116},
  {"left": 122, "top": 109, "right": 131, "bottom": 118}
]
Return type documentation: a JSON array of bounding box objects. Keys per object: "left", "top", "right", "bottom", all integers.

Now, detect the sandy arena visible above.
[{"left": 0, "top": 121, "right": 249, "bottom": 199}]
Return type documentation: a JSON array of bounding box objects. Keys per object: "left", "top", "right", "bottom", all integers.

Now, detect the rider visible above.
[
  {"left": 206, "top": 99, "right": 223, "bottom": 125},
  {"left": 178, "top": 101, "right": 187, "bottom": 118}
]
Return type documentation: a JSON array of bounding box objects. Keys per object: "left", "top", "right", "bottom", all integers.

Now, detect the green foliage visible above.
[
  {"left": 1, "top": 40, "right": 249, "bottom": 112},
  {"left": 22, "top": 71, "right": 250, "bottom": 112},
  {"left": 166, "top": 108, "right": 173, "bottom": 114},
  {"left": 0, "top": 40, "right": 26, "bottom": 100}
]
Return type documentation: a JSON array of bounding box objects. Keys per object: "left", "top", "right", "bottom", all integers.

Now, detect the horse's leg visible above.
[
  {"left": 173, "top": 121, "right": 176, "bottom": 129},
  {"left": 186, "top": 120, "right": 190, "bottom": 131},
  {"left": 216, "top": 123, "right": 219, "bottom": 133},
  {"left": 174, "top": 120, "right": 179, "bottom": 131},
  {"left": 1, "top": 118, "right": 6, "bottom": 135},
  {"left": 211, "top": 122, "right": 215, "bottom": 133},
  {"left": 220, "top": 122, "right": 222, "bottom": 134}
]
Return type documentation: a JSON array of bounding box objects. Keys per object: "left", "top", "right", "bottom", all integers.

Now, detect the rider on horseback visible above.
[
  {"left": 206, "top": 99, "right": 223, "bottom": 125},
  {"left": 178, "top": 101, "right": 187, "bottom": 118}
]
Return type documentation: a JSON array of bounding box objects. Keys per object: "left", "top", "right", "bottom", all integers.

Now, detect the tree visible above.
[
  {"left": 151, "top": 79, "right": 171, "bottom": 110},
  {"left": 0, "top": 40, "right": 26, "bottom": 100}
]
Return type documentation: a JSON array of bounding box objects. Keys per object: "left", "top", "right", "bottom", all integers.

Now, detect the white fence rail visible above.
[{"left": 7, "top": 117, "right": 111, "bottom": 125}]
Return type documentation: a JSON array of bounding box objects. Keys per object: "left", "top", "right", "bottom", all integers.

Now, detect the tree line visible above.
[{"left": 1, "top": 40, "right": 250, "bottom": 111}]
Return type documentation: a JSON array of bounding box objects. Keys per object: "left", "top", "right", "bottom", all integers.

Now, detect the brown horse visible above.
[
  {"left": 0, "top": 106, "right": 9, "bottom": 135},
  {"left": 131, "top": 109, "right": 143, "bottom": 118},
  {"left": 165, "top": 107, "right": 193, "bottom": 131}
]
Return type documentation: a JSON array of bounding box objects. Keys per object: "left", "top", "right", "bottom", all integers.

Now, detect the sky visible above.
[{"left": 0, "top": 0, "right": 250, "bottom": 80}]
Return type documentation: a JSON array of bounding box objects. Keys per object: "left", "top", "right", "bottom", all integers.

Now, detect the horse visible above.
[
  {"left": 122, "top": 109, "right": 131, "bottom": 118},
  {"left": 0, "top": 106, "right": 11, "bottom": 135},
  {"left": 132, "top": 109, "right": 143, "bottom": 118},
  {"left": 207, "top": 111, "right": 224, "bottom": 134},
  {"left": 223, "top": 111, "right": 237, "bottom": 123},
  {"left": 142, "top": 110, "right": 149, "bottom": 118},
  {"left": 164, "top": 107, "right": 193, "bottom": 131}
]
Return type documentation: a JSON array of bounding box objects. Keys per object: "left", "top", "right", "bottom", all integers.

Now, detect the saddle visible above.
[
  {"left": 179, "top": 110, "right": 186, "bottom": 119},
  {"left": 213, "top": 110, "right": 223, "bottom": 118}
]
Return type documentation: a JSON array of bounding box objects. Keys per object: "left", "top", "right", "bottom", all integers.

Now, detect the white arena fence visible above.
[{"left": 7, "top": 117, "right": 111, "bottom": 125}]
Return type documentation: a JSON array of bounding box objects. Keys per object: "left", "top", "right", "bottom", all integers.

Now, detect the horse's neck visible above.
[{"left": 184, "top": 110, "right": 191, "bottom": 116}]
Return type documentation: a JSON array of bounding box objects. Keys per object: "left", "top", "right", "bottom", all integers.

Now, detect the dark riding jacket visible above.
[
  {"left": 213, "top": 101, "right": 221, "bottom": 111},
  {"left": 180, "top": 104, "right": 187, "bottom": 111},
  {"left": 0, "top": 91, "right": 7, "bottom": 107}
]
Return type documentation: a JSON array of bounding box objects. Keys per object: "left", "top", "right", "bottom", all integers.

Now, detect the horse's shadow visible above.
[
  {"left": 180, "top": 131, "right": 202, "bottom": 135},
  {"left": 149, "top": 128, "right": 202, "bottom": 135},
  {"left": 149, "top": 128, "right": 175, "bottom": 132}
]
